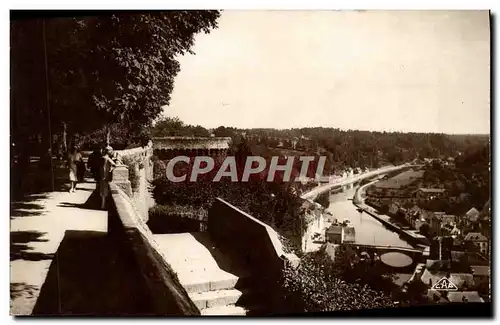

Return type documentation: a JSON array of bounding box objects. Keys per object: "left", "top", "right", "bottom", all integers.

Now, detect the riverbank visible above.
[
  {"left": 353, "top": 176, "right": 430, "bottom": 253},
  {"left": 301, "top": 163, "right": 417, "bottom": 200}
]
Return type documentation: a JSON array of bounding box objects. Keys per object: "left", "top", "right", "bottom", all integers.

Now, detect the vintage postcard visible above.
[{"left": 10, "top": 10, "right": 491, "bottom": 316}]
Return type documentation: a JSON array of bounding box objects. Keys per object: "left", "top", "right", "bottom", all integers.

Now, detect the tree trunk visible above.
[
  {"left": 62, "top": 122, "right": 67, "bottom": 152},
  {"left": 105, "top": 125, "right": 110, "bottom": 146}
]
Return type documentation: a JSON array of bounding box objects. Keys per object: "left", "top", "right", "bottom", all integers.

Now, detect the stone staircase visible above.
[{"left": 153, "top": 232, "right": 269, "bottom": 316}]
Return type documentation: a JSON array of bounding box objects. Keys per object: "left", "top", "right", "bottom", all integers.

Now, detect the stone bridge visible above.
[
  {"left": 344, "top": 243, "right": 423, "bottom": 254},
  {"left": 342, "top": 243, "right": 425, "bottom": 269},
  {"left": 106, "top": 139, "right": 299, "bottom": 316}
]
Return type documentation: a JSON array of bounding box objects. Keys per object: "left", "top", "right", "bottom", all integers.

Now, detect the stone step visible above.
[
  {"left": 200, "top": 305, "right": 249, "bottom": 316},
  {"left": 178, "top": 267, "right": 252, "bottom": 293},
  {"left": 189, "top": 288, "right": 244, "bottom": 310},
  {"left": 200, "top": 303, "right": 269, "bottom": 316}
]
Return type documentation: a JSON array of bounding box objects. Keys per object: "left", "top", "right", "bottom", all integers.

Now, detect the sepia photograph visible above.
[{"left": 9, "top": 9, "right": 491, "bottom": 317}]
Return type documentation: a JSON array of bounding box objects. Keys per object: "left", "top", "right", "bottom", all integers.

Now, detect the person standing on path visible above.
[
  {"left": 76, "top": 153, "right": 86, "bottom": 183},
  {"left": 67, "top": 146, "right": 82, "bottom": 193},
  {"left": 38, "top": 148, "right": 53, "bottom": 191},
  {"left": 88, "top": 147, "right": 103, "bottom": 182},
  {"left": 106, "top": 146, "right": 122, "bottom": 165},
  {"left": 100, "top": 146, "right": 117, "bottom": 209}
]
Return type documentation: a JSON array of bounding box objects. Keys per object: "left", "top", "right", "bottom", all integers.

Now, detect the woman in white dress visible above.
[{"left": 67, "top": 146, "right": 82, "bottom": 193}]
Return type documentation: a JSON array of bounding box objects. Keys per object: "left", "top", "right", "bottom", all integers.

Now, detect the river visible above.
[{"left": 326, "top": 183, "right": 414, "bottom": 248}]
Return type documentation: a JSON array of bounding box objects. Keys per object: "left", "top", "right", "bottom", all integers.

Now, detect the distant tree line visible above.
[
  {"left": 149, "top": 120, "right": 489, "bottom": 175},
  {"left": 149, "top": 116, "right": 211, "bottom": 137},
  {"left": 420, "top": 144, "right": 490, "bottom": 214}
]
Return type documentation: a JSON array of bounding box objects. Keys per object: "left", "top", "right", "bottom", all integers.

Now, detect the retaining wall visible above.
[
  {"left": 208, "top": 198, "right": 299, "bottom": 277},
  {"left": 107, "top": 170, "right": 199, "bottom": 315}
]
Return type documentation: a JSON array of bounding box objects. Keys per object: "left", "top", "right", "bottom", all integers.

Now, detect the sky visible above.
[{"left": 162, "top": 10, "right": 490, "bottom": 134}]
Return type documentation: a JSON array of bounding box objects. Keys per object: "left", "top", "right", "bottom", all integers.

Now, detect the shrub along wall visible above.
[
  {"left": 148, "top": 205, "right": 208, "bottom": 234},
  {"left": 151, "top": 177, "right": 308, "bottom": 254}
]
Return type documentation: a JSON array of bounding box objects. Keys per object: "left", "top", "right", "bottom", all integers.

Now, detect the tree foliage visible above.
[
  {"left": 280, "top": 246, "right": 395, "bottom": 313},
  {"left": 11, "top": 11, "right": 220, "bottom": 148},
  {"left": 149, "top": 116, "right": 210, "bottom": 137},
  {"left": 217, "top": 127, "right": 489, "bottom": 174},
  {"left": 314, "top": 192, "right": 330, "bottom": 209},
  {"left": 421, "top": 144, "right": 490, "bottom": 214}
]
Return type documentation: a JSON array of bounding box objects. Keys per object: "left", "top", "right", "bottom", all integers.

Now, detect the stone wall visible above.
[
  {"left": 152, "top": 137, "right": 231, "bottom": 161},
  {"left": 117, "top": 143, "right": 154, "bottom": 223},
  {"left": 107, "top": 179, "right": 199, "bottom": 315},
  {"left": 153, "top": 136, "right": 231, "bottom": 150},
  {"left": 208, "top": 198, "right": 299, "bottom": 277},
  {"left": 207, "top": 199, "right": 299, "bottom": 313},
  {"left": 300, "top": 199, "right": 325, "bottom": 252}
]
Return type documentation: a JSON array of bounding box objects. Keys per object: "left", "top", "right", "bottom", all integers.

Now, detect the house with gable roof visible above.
[
  {"left": 464, "top": 232, "right": 488, "bottom": 255},
  {"left": 466, "top": 207, "right": 480, "bottom": 223}
]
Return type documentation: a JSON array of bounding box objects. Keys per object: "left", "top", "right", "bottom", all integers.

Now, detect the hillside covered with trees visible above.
[{"left": 147, "top": 117, "right": 489, "bottom": 175}]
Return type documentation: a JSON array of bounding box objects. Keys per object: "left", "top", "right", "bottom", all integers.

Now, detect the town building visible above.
[
  {"left": 405, "top": 205, "right": 428, "bottom": 230},
  {"left": 415, "top": 188, "right": 446, "bottom": 200},
  {"left": 326, "top": 225, "right": 342, "bottom": 244},
  {"left": 325, "top": 224, "right": 356, "bottom": 244},
  {"left": 432, "top": 213, "right": 457, "bottom": 236},
  {"left": 300, "top": 199, "right": 325, "bottom": 252},
  {"left": 342, "top": 226, "right": 356, "bottom": 243},
  {"left": 465, "top": 207, "right": 480, "bottom": 223},
  {"left": 447, "top": 291, "right": 484, "bottom": 303},
  {"left": 438, "top": 214, "right": 457, "bottom": 226},
  {"left": 464, "top": 232, "right": 488, "bottom": 255},
  {"left": 441, "top": 223, "right": 460, "bottom": 237},
  {"left": 451, "top": 250, "right": 489, "bottom": 267},
  {"left": 427, "top": 212, "right": 446, "bottom": 235},
  {"left": 459, "top": 193, "right": 472, "bottom": 201},
  {"left": 420, "top": 260, "right": 474, "bottom": 291},
  {"left": 389, "top": 202, "right": 400, "bottom": 216},
  {"left": 471, "top": 265, "right": 490, "bottom": 290}
]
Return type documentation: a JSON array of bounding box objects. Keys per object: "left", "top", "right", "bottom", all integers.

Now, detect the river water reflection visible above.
[{"left": 326, "top": 184, "right": 413, "bottom": 248}]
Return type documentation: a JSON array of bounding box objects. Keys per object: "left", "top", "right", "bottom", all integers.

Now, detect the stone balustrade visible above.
[{"left": 114, "top": 143, "right": 154, "bottom": 222}]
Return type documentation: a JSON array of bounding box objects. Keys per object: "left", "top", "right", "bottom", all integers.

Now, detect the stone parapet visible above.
[
  {"left": 208, "top": 198, "right": 299, "bottom": 277},
  {"left": 116, "top": 143, "right": 154, "bottom": 222},
  {"left": 207, "top": 198, "right": 299, "bottom": 314},
  {"left": 153, "top": 137, "right": 231, "bottom": 150},
  {"left": 107, "top": 182, "right": 200, "bottom": 315},
  {"left": 111, "top": 165, "right": 132, "bottom": 197}
]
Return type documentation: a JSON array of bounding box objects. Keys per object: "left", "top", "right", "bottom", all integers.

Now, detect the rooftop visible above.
[
  {"left": 464, "top": 232, "right": 488, "bottom": 242},
  {"left": 393, "top": 273, "right": 413, "bottom": 287},
  {"left": 447, "top": 291, "right": 484, "bottom": 303},
  {"left": 425, "top": 259, "right": 450, "bottom": 271},
  {"left": 326, "top": 225, "right": 343, "bottom": 235},
  {"left": 449, "top": 273, "right": 475, "bottom": 289},
  {"left": 418, "top": 188, "right": 446, "bottom": 193},
  {"left": 466, "top": 207, "right": 480, "bottom": 216},
  {"left": 451, "top": 251, "right": 489, "bottom": 266},
  {"left": 471, "top": 265, "right": 490, "bottom": 277},
  {"left": 426, "top": 290, "right": 448, "bottom": 303},
  {"left": 421, "top": 270, "right": 474, "bottom": 290}
]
